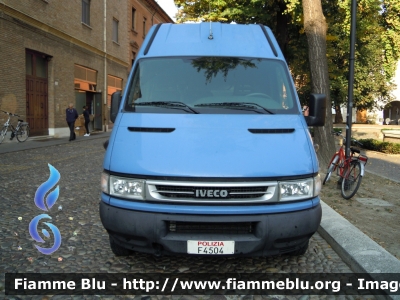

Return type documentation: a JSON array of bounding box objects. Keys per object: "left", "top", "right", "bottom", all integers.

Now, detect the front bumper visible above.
[{"left": 100, "top": 199, "right": 322, "bottom": 257}]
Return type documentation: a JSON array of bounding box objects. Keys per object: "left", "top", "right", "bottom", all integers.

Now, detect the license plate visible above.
[{"left": 187, "top": 240, "right": 235, "bottom": 255}]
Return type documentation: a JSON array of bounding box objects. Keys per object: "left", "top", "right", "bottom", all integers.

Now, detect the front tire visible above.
[
  {"left": 16, "top": 124, "right": 29, "bottom": 142},
  {"left": 341, "top": 160, "right": 362, "bottom": 199},
  {"left": 0, "top": 126, "right": 7, "bottom": 144},
  {"left": 109, "top": 235, "right": 132, "bottom": 256},
  {"left": 323, "top": 155, "right": 339, "bottom": 185}
]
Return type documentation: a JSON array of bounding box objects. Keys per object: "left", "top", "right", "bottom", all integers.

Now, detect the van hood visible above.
[{"left": 104, "top": 114, "right": 318, "bottom": 178}]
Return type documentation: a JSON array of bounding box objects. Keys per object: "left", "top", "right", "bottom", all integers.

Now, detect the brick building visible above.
[
  {"left": 128, "top": 0, "right": 174, "bottom": 72},
  {"left": 0, "top": 0, "right": 173, "bottom": 137}
]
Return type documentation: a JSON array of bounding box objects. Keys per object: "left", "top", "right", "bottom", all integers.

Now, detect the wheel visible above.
[
  {"left": 109, "top": 235, "right": 132, "bottom": 256},
  {"left": 288, "top": 239, "right": 309, "bottom": 256},
  {"left": 16, "top": 124, "right": 29, "bottom": 142},
  {"left": 245, "top": 93, "right": 272, "bottom": 99},
  {"left": 341, "top": 160, "right": 362, "bottom": 199},
  {"left": 323, "top": 155, "right": 339, "bottom": 185},
  {"left": 0, "top": 126, "right": 7, "bottom": 144}
]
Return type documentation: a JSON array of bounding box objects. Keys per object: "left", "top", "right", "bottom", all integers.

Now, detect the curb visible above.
[{"left": 318, "top": 200, "right": 400, "bottom": 300}]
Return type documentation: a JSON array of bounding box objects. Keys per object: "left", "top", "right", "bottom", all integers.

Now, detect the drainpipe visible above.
[
  {"left": 151, "top": 8, "right": 156, "bottom": 25},
  {"left": 142, "top": 0, "right": 157, "bottom": 25},
  {"left": 103, "top": 0, "right": 107, "bottom": 132}
]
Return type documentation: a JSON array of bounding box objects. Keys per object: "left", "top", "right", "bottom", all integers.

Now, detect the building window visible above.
[
  {"left": 113, "top": 18, "right": 119, "bottom": 43},
  {"left": 132, "top": 7, "right": 136, "bottom": 30},
  {"left": 26, "top": 51, "right": 48, "bottom": 78},
  {"left": 26, "top": 53, "right": 33, "bottom": 76},
  {"left": 82, "top": 0, "right": 90, "bottom": 25},
  {"left": 74, "top": 65, "right": 97, "bottom": 92},
  {"left": 143, "top": 18, "right": 146, "bottom": 37},
  {"left": 36, "top": 56, "right": 47, "bottom": 78}
]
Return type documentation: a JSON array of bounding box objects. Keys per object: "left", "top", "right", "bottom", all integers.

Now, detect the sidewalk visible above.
[{"left": 0, "top": 131, "right": 111, "bottom": 154}]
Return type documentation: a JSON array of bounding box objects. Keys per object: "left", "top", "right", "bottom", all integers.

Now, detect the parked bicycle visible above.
[
  {"left": 0, "top": 110, "right": 30, "bottom": 144},
  {"left": 323, "top": 131, "right": 368, "bottom": 199}
]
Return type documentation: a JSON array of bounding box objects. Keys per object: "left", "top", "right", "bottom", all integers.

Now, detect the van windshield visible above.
[{"left": 125, "top": 57, "right": 298, "bottom": 114}]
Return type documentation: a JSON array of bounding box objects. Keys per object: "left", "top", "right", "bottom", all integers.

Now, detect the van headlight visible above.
[
  {"left": 279, "top": 175, "right": 321, "bottom": 201},
  {"left": 101, "top": 172, "right": 145, "bottom": 200}
]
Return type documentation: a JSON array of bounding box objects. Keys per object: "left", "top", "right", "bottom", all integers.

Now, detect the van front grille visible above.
[
  {"left": 155, "top": 185, "right": 268, "bottom": 199},
  {"left": 168, "top": 221, "right": 256, "bottom": 234},
  {"left": 146, "top": 180, "right": 278, "bottom": 204}
]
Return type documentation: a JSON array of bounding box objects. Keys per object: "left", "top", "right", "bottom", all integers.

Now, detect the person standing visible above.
[
  {"left": 66, "top": 103, "right": 78, "bottom": 141},
  {"left": 83, "top": 105, "right": 90, "bottom": 136}
]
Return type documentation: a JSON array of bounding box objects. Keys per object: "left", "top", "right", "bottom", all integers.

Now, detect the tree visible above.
[
  {"left": 324, "top": 0, "right": 400, "bottom": 123},
  {"left": 302, "top": 0, "right": 336, "bottom": 166}
]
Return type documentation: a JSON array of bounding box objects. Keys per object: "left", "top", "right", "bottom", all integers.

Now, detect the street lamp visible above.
[{"left": 345, "top": 0, "right": 357, "bottom": 158}]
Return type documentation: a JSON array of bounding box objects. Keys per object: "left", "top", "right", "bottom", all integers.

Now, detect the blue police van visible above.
[{"left": 100, "top": 22, "right": 326, "bottom": 257}]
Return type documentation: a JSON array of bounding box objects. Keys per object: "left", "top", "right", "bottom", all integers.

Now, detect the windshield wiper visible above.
[
  {"left": 194, "top": 102, "right": 274, "bottom": 114},
  {"left": 134, "top": 101, "right": 199, "bottom": 114}
]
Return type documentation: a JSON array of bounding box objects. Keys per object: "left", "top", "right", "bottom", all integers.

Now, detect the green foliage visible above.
[
  {"left": 358, "top": 138, "right": 400, "bottom": 154},
  {"left": 174, "top": 0, "right": 400, "bottom": 111},
  {"left": 325, "top": 0, "right": 399, "bottom": 112}
]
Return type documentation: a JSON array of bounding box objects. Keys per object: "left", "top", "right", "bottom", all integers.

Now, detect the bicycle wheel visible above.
[
  {"left": 0, "top": 126, "right": 7, "bottom": 144},
  {"left": 16, "top": 124, "right": 29, "bottom": 142},
  {"left": 341, "top": 160, "right": 362, "bottom": 199},
  {"left": 323, "top": 155, "right": 339, "bottom": 185}
]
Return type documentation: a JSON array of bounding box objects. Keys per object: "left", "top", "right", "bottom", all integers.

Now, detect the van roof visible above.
[{"left": 142, "top": 23, "right": 284, "bottom": 60}]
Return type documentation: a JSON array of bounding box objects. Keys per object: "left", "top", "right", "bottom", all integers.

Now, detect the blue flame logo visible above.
[
  {"left": 29, "top": 164, "right": 62, "bottom": 255},
  {"left": 34, "top": 164, "right": 60, "bottom": 211}
]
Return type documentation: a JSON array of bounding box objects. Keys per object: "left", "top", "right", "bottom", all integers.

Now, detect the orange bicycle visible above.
[{"left": 323, "top": 131, "right": 368, "bottom": 199}]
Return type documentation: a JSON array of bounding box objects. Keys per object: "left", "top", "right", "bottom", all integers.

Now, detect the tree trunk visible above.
[
  {"left": 302, "top": 0, "right": 336, "bottom": 168},
  {"left": 275, "top": 0, "right": 289, "bottom": 56},
  {"left": 334, "top": 105, "right": 343, "bottom": 124}
]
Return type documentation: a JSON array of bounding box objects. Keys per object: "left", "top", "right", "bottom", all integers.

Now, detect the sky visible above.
[{"left": 156, "top": 0, "right": 179, "bottom": 21}]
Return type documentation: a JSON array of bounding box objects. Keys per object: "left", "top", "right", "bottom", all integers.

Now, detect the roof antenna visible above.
[
  {"left": 209, "top": 22, "right": 213, "bottom": 40},
  {"left": 208, "top": 1, "right": 213, "bottom": 39}
]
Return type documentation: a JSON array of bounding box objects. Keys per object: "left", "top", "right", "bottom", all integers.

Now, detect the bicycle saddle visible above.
[{"left": 350, "top": 147, "right": 360, "bottom": 153}]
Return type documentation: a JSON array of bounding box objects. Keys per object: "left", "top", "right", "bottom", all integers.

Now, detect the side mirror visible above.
[
  {"left": 305, "top": 93, "right": 326, "bottom": 127},
  {"left": 110, "top": 91, "right": 122, "bottom": 123}
]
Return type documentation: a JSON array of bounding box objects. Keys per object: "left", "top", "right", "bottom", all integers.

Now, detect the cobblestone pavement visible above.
[{"left": 0, "top": 137, "right": 375, "bottom": 299}]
